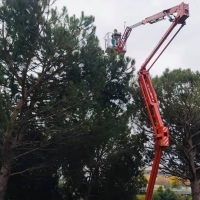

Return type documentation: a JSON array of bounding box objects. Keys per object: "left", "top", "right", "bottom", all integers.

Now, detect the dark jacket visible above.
[{"left": 112, "top": 32, "right": 121, "bottom": 40}]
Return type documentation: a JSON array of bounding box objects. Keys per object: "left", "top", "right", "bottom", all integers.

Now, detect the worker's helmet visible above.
[{"left": 114, "top": 29, "right": 117, "bottom": 32}]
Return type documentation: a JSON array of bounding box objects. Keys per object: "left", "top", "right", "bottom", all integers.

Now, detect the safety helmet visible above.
[{"left": 114, "top": 29, "right": 117, "bottom": 32}]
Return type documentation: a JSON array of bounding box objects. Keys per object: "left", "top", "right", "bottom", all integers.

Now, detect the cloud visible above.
[
  {"left": 55, "top": 0, "right": 198, "bottom": 76},
  {"left": 149, "top": 0, "right": 161, "bottom": 6}
]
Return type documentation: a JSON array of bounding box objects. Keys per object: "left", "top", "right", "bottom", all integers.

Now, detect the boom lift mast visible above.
[{"left": 115, "top": 3, "right": 189, "bottom": 200}]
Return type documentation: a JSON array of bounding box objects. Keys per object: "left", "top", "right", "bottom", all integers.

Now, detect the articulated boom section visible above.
[
  {"left": 138, "top": 70, "right": 169, "bottom": 147},
  {"left": 138, "top": 69, "right": 170, "bottom": 200},
  {"left": 138, "top": 69, "right": 169, "bottom": 200},
  {"left": 115, "top": 2, "right": 189, "bottom": 54},
  {"left": 114, "top": 27, "right": 132, "bottom": 53},
  {"left": 142, "top": 2, "right": 189, "bottom": 26}
]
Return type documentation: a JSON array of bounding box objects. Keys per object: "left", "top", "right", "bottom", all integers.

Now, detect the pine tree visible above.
[
  {"left": 0, "top": 0, "right": 97, "bottom": 198},
  {"left": 0, "top": 1, "right": 146, "bottom": 199}
]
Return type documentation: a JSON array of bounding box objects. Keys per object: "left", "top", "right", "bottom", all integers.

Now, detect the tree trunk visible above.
[
  {"left": 191, "top": 179, "right": 200, "bottom": 200},
  {"left": 0, "top": 162, "right": 11, "bottom": 200}
]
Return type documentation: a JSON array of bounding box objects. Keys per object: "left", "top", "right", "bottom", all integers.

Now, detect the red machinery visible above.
[{"left": 114, "top": 3, "right": 189, "bottom": 200}]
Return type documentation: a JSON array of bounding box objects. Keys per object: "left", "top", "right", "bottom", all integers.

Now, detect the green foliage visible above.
[
  {"left": 152, "top": 192, "right": 161, "bottom": 200},
  {"left": 137, "top": 194, "right": 145, "bottom": 200},
  {"left": 152, "top": 187, "right": 177, "bottom": 200},
  {"left": 152, "top": 69, "right": 200, "bottom": 183},
  {"left": 0, "top": 0, "right": 146, "bottom": 199},
  {"left": 5, "top": 171, "right": 61, "bottom": 200}
]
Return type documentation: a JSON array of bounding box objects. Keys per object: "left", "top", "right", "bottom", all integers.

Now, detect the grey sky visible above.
[{"left": 55, "top": 0, "right": 199, "bottom": 76}]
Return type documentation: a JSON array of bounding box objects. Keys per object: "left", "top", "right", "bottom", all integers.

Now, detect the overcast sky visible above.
[{"left": 55, "top": 0, "right": 200, "bottom": 76}]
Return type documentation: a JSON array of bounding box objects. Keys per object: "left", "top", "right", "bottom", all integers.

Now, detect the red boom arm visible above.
[
  {"left": 115, "top": 2, "right": 189, "bottom": 53},
  {"left": 117, "top": 3, "right": 189, "bottom": 200},
  {"left": 140, "top": 3, "right": 189, "bottom": 200}
]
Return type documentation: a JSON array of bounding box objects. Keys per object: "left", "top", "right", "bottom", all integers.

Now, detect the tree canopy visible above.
[{"left": 0, "top": 0, "right": 146, "bottom": 199}]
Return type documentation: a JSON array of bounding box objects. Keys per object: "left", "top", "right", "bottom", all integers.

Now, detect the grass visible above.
[
  {"left": 136, "top": 194, "right": 145, "bottom": 200},
  {"left": 136, "top": 194, "right": 192, "bottom": 200}
]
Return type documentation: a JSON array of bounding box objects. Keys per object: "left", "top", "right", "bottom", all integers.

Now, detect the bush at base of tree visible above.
[{"left": 152, "top": 186, "right": 177, "bottom": 200}]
